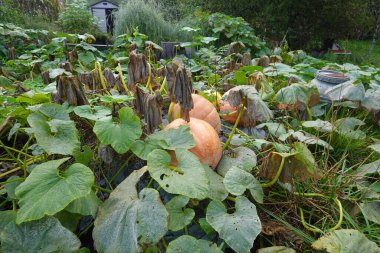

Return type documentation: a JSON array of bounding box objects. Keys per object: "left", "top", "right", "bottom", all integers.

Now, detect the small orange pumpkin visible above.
[
  {"left": 169, "top": 94, "right": 221, "bottom": 132},
  {"left": 219, "top": 90, "right": 249, "bottom": 126},
  {"left": 165, "top": 118, "right": 222, "bottom": 169}
]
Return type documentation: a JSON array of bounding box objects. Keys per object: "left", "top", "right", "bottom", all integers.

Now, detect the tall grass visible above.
[{"left": 113, "top": 0, "right": 181, "bottom": 43}]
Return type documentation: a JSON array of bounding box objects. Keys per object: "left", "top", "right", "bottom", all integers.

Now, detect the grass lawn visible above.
[{"left": 334, "top": 40, "right": 380, "bottom": 67}]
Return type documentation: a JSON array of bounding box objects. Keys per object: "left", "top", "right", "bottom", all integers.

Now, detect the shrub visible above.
[
  {"left": 58, "top": 0, "right": 98, "bottom": 34},
  {"left": 114, "top": 0, "right": 178, "bottom": 42}
]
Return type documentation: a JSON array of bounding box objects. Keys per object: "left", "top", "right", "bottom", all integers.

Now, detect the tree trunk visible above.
[{"left": 366, "top": 11, "right": 380, "bottom": 60}]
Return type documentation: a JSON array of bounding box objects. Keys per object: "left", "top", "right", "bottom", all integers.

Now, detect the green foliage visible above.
[
  {"left": 58, "top": 0, "right": 98, "bottom": 34},
  {"left": 114, "top": 0, "right": 180, "bottom": 42}
]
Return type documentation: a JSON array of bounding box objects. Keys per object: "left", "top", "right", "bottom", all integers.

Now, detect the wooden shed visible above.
[{"left": 90, "top": 0, "right": 119, "bottom": 33}]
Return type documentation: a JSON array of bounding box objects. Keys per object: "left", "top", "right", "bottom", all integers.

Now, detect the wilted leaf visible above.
[
  {"left": 15, "top": 158, "right": 94, "bottom": 223},
  {"left": 1, "top": 216, "right": 80, "bottom": 253},
  {"left": 355, "top": 160, "right": 380, "bottom": 176},
  {"left": 165, "top": 196, "right": 195, "bottom": 231},
  {"left": 227, "top": 85, "right": 273, "bottom": 123},
  {"left": 206, "top": 196, "right": 262, "bottom": 253},
  {"left": 359, "top": 201, "right": 380, "bottom": 225},
  {"left": 223, "top": 167, "right": 263, "bottom": 203},
  {"left": 312, "top": 229, "right": 380, "bottom": 253},
  {"left": 166, "top": 235, "right": 222, "bottom": 253},
  {"left": 280, "top": 130, "right": 333, "bottom": 150},
  {"left": 27, "top": 103, "right": 80, "bottom": 155},
  {"left": 326, "top": 81, "right": 365, "bottom": 102},
  {"left": 217, "top": 147, "right": 257, "bottom": 177},
  {"left": 147, "top": 149, "right": 209, "bottom": 200},
  {"left": 93, "top": 106, "right": 142, "bottom": 154},
  {"left": 93, "top": 167, "right": 168, "bottom": 253},
  {"left": 275, "top": 83, "right": 319, "bottom": 110},
  {"left": 334, "top": 117, "right": 366, "bottom": 140}
]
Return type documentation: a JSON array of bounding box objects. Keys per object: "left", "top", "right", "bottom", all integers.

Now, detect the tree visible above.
[{"left": 366, "top": 0, "right": 380, "bottom": 60}]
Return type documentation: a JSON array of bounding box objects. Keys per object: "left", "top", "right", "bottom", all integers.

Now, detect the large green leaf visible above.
[
  {"left": 204, "top": 165, "right": 228, "bottom": 201},
  {"left": 65, "top": 191, "right": 100, "bottom": 217},
  {"left": 147, "top": 149, "right": 209, "bottom": 200},
  {"left": 1, "top": 216, "right": 81, "bottom": 253},
  {"left": 73, "top": 105, "right": 111, "bottom": 121},
  {"left": 93, "top": 106, "right": 142, "bottom": 154},
  {"left": 165, "top": 196, "right": 195, "bottom": 231},
  {"left": 93, "top": 167, "right": 168, "bottom": 253},
  {"left": 166, "top": 235, "right": 223, "bottom": 253},
  {"left": 217, "top": 147, "right": 257, "bottom": 177},
  {"left": 312, "top": 229, "right": 380, "bottom": 253},
  {"left": 15, "top": 158, "right": 94, "bottom": 224},
  {"left": 257, "top": 246, "right": 296, "bottom": 253},
  {"left": 223, "top": 167, "right": 263, "bottom": 203},
  {"left": 206, "top": 196, "right": 262, "bottom": 253},
  {"left": 27, "top": 103, "right": 79, "bottom": 155},
  {"left": 131, "top": 126, "right": 196, "bottom": 160}
]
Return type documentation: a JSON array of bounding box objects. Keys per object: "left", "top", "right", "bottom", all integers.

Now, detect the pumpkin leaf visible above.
[
  {"left": 359, "top": 201, "right": 380, "bottom": 225},
  {"left": 206, "top": 196, "right": 262, "bottom": 253},
  {"left": 257, "top": 246, "right": 296, "bottom": 253},
  {"left": 280, "top": 130, "right": 333, "bottom": 150},
  {"left": 93, "top": 167, "right": 168, "bottom": 253},
  {"left": 4, "top": 176, "right": 21, "bottom": 200},
  {"left": 223, "top": 166, "right": 264, "bottom": 203},
  {"left": 204, "top": 165, "right": 228, "bottom": 201},
  {"left": 312, "top": 229, "right": 380, "bottom": 253},
  {"left": 100, "top": 94, "right": 134, "bottom": 104},
  {"left": 147, "top": 149, "right": 209, "bottom": 200},
  {"left": 334, "top": 117, "right": 366, "bottom": 140},
  {"left": 355, "top": 159, "right": 380, "bottom": 176},
  {"left": 73, "top": 145, "right": 94, "bottom": 166},
  {"left": 326, "top": 81, "right": 365, "bottom": 102},
  {"left": 148, "top": 125, "right": 196, "bottom": 150},
  {"left": 73, "top": 105, "right": 112, "bottom": 121},
  {"left": 1, "top": 216, "right": 81, "bottom": 253},
  {"left": 65, "top": 191, "right": 100, "bottom": 217},
  {"left": 369, "top": 144, "right": 380, "bottom": 154},
  {"left": 166, "top": 235, "right": 223, "bottom": 253},
  {"left": 27, "top": 103, "right": 80, "bottom": 155},
  {"left": 165, "top": 196, "right": 195, "bottom": 231},
  {"left": 15, "top": 158, "right": 94, "bottom": 224},
  {"left": 256, "top": 122, "right": 287, "bottom": 137},
  {"left": 226, "top": 85, "right": 273, "bottom": 123},
  {"left": 275, "top": 83, "right": 319, "bottom": 110},
  {"left": 302, "top": 119, "right": 334, "bottom": 132},
  {"left": 93, "top": 106, "right": 142, "bottom": 154},
  {"left": 217, "top": 147, "right": 257, "bottom": 177}
]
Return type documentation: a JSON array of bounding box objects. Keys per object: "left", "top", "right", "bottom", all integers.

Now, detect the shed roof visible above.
[{"left": 90, "top": 0, "right": 119, "bottom": 8}]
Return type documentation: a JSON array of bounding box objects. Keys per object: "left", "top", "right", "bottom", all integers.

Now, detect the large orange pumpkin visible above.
[
  {"left": 169, "top": 94, "right": 221, "bottom": 132},
  {"left": 165, "top": 118, "right": 222, "bottom": 169},
  {"left": 219, "top": 90, "right": 249, "bottom": 126}
]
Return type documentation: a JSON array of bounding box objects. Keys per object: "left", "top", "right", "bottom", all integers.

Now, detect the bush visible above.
[
  {"left": 114, "top": 0, "right": 179, "bottom": 42},
  {"left": 58, "top": 0, "right": 98, "bottom": 34}
]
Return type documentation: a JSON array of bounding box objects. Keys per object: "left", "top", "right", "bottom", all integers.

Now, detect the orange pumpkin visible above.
[
  {"left": 219, "top": 90, "right": 249, "bottom": 126},
  {"left": 165, "top": 118, "right": 222, "bottom": 169},
  {"left": 169, "top": 94, "right": 221, "bottom": 132}
]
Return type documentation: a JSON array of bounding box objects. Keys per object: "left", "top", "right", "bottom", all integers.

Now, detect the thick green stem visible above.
[
  {"left": 94, "top": 185, "right": 112, "bottom": 194},
  {"left": 261, "top": 156, "right": 286, "bottom": 188},
  {"left": 295, "top": 192, "right": 343, "bottom": 233},
  {"left": 117, "top": 63, "right": 131, "bottom": 95},
  {"left": 95, "top": 61, "right": 110, "bottom": 95},
  {"left": 222, "top": 104, "right": 244, "bottom": 151}
]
